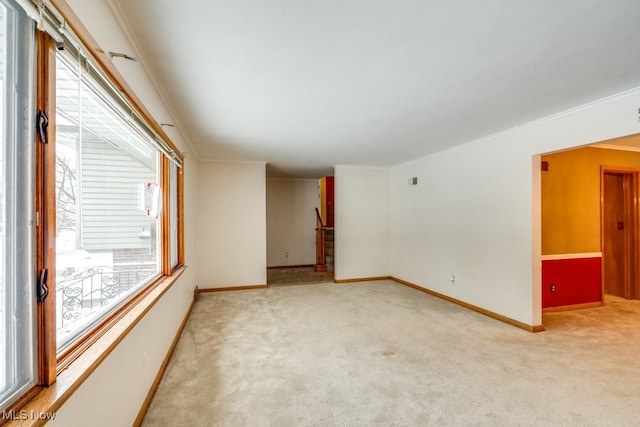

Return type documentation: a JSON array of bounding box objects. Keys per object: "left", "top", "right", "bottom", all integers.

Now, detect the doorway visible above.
[
  {"left": 539, "top": 139, "right": 640, "bottom": 314},
  {"left": 265, "top": 173, "right": 335, "bottom": 286},
  {"left": 601, "top": 168, "right": 639, "bottom": 299}
]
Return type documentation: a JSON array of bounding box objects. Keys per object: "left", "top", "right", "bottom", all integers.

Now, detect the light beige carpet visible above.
[{"left": 142, "top": 280, "right": 640, "bottom": 426}]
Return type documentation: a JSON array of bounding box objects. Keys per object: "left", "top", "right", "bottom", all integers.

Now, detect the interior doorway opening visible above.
[
  {"left": 539, "top": 133, "right": 640, "bottom": 314},
  {"left": 266, "top": 171, "right": 335, "bottom": 286}
]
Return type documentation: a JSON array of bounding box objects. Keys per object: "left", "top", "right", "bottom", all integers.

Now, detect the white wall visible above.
[
  {"left": 183, "top": 155, "right": 200, "bottom": 273},
  {"left": 389, "top": 88, "right": 640, "bottom": 327},
  {"left": 196, "top": 161, "right": 267, "bottom": 288},
  {"left": 334, "top": 166, "right": 390, "bottom": 280},
  {"left": 266, "top": 178, "right": 319, "bottom": 266}
]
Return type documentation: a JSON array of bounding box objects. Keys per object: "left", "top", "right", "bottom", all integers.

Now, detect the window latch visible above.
[
  {"left": 37, "top": 268, "right": 49, "bottom": 303},
  {"left": 36, "top": 109, "right": 49, "bottom": 144}
]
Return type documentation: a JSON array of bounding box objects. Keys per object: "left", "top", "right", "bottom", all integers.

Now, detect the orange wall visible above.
[{"left": 542, "top": 146, "right": 640, "bottom": 255}]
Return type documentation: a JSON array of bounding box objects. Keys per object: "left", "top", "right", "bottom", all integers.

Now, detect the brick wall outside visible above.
[
  {"left": 113, "top": 247, "right": 156, "bottom": 264},
  {"left": 113, "top": 247, "right": 157, "bottom": 290}
]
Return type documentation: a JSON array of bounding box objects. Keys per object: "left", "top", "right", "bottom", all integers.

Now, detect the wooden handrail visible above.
[
  {"left": 315, "top": 207, "right": 325, "bottom": 228},
  {"left": 314, "top": 208, "right": 327, "bottom": 272}
]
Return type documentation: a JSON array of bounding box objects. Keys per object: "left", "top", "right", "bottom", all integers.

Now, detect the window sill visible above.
[{"left": 4, "top": 266, "right": 187, "bottom": 427}]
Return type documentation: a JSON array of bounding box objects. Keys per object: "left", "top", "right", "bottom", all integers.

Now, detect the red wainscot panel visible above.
[{"left": 541, "top": 253, "right": 602, "bottom": 310}]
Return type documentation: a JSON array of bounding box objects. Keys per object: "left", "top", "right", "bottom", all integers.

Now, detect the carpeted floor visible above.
[{"left": 142, "top": 280, "right": 640, "bottom": 426}]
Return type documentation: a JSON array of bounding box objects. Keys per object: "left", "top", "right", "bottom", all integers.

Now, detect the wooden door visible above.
[
  {"left": 603, "top": 173, "right": 626, "bottom": 297},
  {"left": 325, "top": 176, "right": 334, "bottom": 227},
  {"left": 602, "top": 170, "right": 638, "bottom": 299},
  {"left": 320, "top": 176, "right": 334, "bottom": 227}
]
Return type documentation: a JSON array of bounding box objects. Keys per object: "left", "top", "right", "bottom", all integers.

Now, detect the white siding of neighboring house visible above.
[{"left": 81, "top": 138, "right": 157, "bottom": 252}]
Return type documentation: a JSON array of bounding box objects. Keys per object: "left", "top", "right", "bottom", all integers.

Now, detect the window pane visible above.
[
  {"left": 170, "top": 162, "right": 178, "bottom": 268},
  {"left": 0, "top": 0, "right": 36, "bottom": 410},
  {"left": 55, "top": 50, "right": 160, "bottom": 351}
]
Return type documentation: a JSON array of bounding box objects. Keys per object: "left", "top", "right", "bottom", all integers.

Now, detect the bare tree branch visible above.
[{"left": 56, "top": 153, "right": 77, "bottom": 233}]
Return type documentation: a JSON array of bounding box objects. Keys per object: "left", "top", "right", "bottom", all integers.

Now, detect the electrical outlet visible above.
[
  {"left": 285, "top": 251, "right": 289, "bottom": 258},
  {"left": 551, "top": 284, "right": 556, "bottom": 293},
  {"left": 450, "top": 274, "right": 456, "bottom": 285}
]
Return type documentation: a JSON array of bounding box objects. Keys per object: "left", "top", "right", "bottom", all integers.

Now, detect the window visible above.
[
  {"left": 0, "top": 0, "right": 36, "bottom": 410},
  {"left": 0, "top": 0, "right": 184, "bottom": 414},
  {"left": 169, "top": 161, "right": 179, "bottom": 269},
  {"left": 55, "top": 50, "right": 161, "bottom": 351}
]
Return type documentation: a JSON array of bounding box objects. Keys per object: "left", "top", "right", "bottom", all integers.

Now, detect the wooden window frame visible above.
[
  {"left": 177, "top": 164, "right": 185, "bottom": 267},
  {"left": 36, "top": 30, "right": 58, "bottom": 388},
  {"left": 161, "top": 156, "right": 171, "bottom": 275},
  {"left": 42, "top": 0, "right": 186, "bottom": 364},
  {"left": 48, "top": 48, "right": 185, "bottom": 368},
  {"left": 162, "top": 160, "right": 186, "bottom": 274}
]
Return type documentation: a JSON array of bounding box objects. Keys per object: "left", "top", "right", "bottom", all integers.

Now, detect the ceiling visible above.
[{"left": 110, "top": 0, "right": 640, "bottom": 177}]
